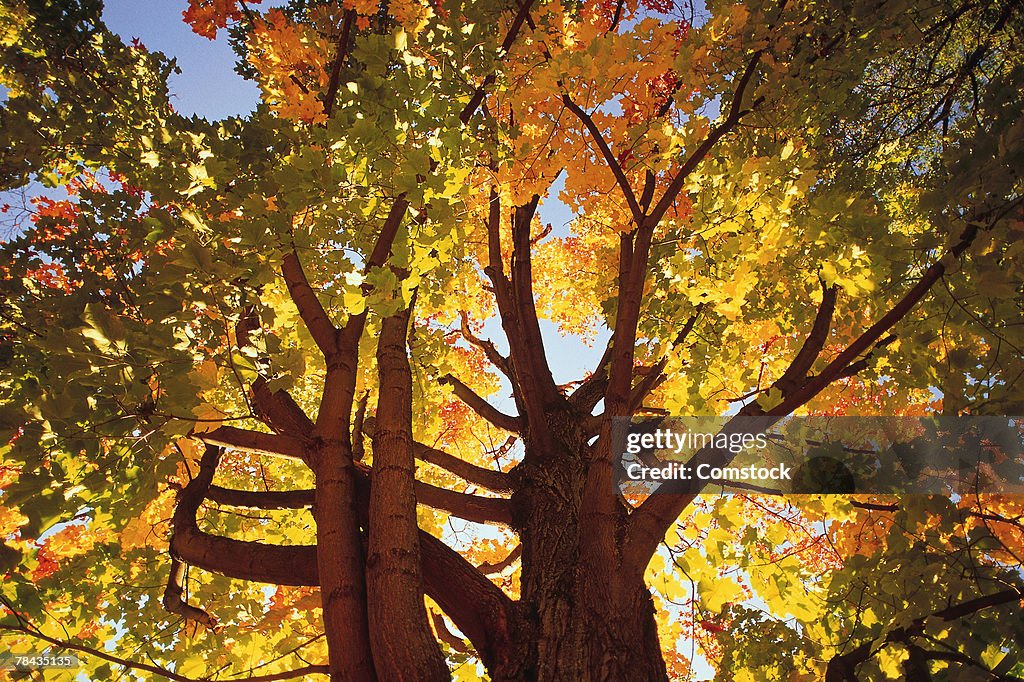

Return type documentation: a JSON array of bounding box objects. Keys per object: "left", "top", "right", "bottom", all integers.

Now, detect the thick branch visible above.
[
  {"left": 579, "top": 229, "right": 654, "bottom": 575},
  {"left": 234, "top": 301, "right": 261, "bottom": 351},
  {"left": 441, "top": 373, "right": 522, "bottom": 433},
  {"left": 483, "top": 190, "right": 562, "bottom": 442},
  {"left": 171, "top": 444, "right": 220, "bottom": 532},
  {"left": 481, "top": 190, "right": 521, "bottom": 392},
  {"left": 414, "top": 441, "right": 513, "bottom": 493},
  {"left": 171, "top": 530, "right": 317, "bottom": 587},
  {"left": 606, "top": 0, "right": 627, "bottom": 34},
  {"left": 628, "top": 306, "right": 704, "bottom": 411},
  {"left": 367, "top": 303, "right": 449, "bottom": 680},
  {"left": 420, "top": 531, "right": 515, "bottom": 670},
  {"left": 827, "top": 334, "right": 898, "bottom": 383},
  {"left": 562, "top": 94, "right": 643, "bottom": 223},
  {"left": 509, "top": 196, "right": 564, "bottom": 442},
  {"left": 623, "top": 206, "right": 1016, "bottom": 576},
  {"left": 352, "top": 391, "right": 368, "bottom": 461},
  {"left": 171, "top": 493, "right": 513, "bottom": 672},
  {"left": 323, "top": 10, "right": 356, "bottom": 119},
  {"left": 195, "top": 425, "right": 306, "bottom": 461},
  {"left": 168, "top": 446, "right": 321, "bottom": 586},
  {"left": 605, "top": 228, "right": 651, "bottom": 415},
  {"left": 162, "top": 558, "right": 218, "bottom": 631},
  {"left": 483, "top": 188, "right": 510, "bottom": 305},
  {"left": 205, "top": 474, "right": 511, "bottom": 526},
  {"left": 773, "top": 283, "right": 838, "bottom": 398},
  {"left": 231, "top": 300, "right": 315, "bottom": 443},
  {"left": 251, "top": 377, "right": 316, "bottom": 436},
  {"left": 316, "top": 197, "right": 408, "bottom": 441},
  {"left": 282, "top": 250, "right": 338, "bottom": 358},
  {"left": 510, "top": 196, "right": 558, "bottom": 399},
  {"left": 364, "top": 197, "right": 410, "bottom": 273},
  {"left": 569, "top": 339, "right": 615, "bottom": 413},
  {"left": 768, "top": 215, "right": 995, "bottom": 416},
  {"left": 364, "top": 415, "right": 512, "bottom": 492},
  {"left": 207, "top": 485, "right": 313, "bottom": 509},
  {"left": 414, "top": 483, "right": 512, "bottom": 525},
  {"left": 621, "top": 409, "right": 776, "bottom": 577}
]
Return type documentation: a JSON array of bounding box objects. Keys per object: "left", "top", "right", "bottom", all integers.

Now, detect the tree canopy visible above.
[{"left": 1, "top": 0, "right": 1023, "bottom": 680}]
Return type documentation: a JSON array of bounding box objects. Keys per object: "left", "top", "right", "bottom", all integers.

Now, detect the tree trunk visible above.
[
  {"left": 313, "top": 444, "right": 377, "bottom": 682},
  {"left": 366, "top": 306, "right": 450, "bottom": 681},
  {"left": 496, "top": 566, "right": 668, "bottom": 681},
  {"left": 493, "top": 410, "right": 670, "bottom": 682}
]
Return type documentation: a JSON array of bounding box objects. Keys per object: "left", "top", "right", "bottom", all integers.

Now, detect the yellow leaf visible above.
[
  {"left": 875, "top": 646, "right": 909, "bottom": 679},
  {"left": 700, "top": 575, "right": 743, "bottom": 612}
]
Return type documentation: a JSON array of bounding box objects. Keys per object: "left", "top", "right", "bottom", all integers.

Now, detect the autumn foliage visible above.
[{"left": 1, "top": 0, "right": 1023, "bottom": 680}]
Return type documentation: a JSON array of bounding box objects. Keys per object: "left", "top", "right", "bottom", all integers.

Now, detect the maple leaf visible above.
[{"left": 183, "top": 0, "right": 262, "bottom": 40}]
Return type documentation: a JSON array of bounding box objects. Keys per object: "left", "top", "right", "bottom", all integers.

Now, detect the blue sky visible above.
[{"left": 103, "top": 1, "right": 260, "bottom": 120}]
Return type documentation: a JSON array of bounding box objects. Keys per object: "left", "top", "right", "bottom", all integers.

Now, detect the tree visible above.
[{"left": 1, "top": 0, "right": 1023, "bottom": 679}]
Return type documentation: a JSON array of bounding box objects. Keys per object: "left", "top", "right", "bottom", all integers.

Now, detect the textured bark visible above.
[
  {"left": 496, "top": 582, "right": 667, "bottom": 682},
  {"left": 490, "top": 412, "right": 670, "bottom": 682},
  {"left": 170, "top": 71, "right": 812, "bottom": 677},
  {"left": 313, "top": 442, "right": 376, "bottom": 682},
  {"left": 180, "top": 450, "right": 649, "bottom": 679},
  {"left": 366, "top": 305, "right": 449, "bottom": 681}
]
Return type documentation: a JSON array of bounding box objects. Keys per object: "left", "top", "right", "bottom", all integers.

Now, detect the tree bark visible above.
[
  {"left": 313, "top": 441, "right": 376, "bottom": 682},
  {"left": 366, "top": 304, "right": 450, "bottom": 681},
  {"left": 492, "top": 413, "right": 670, "bottom": 682}
]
